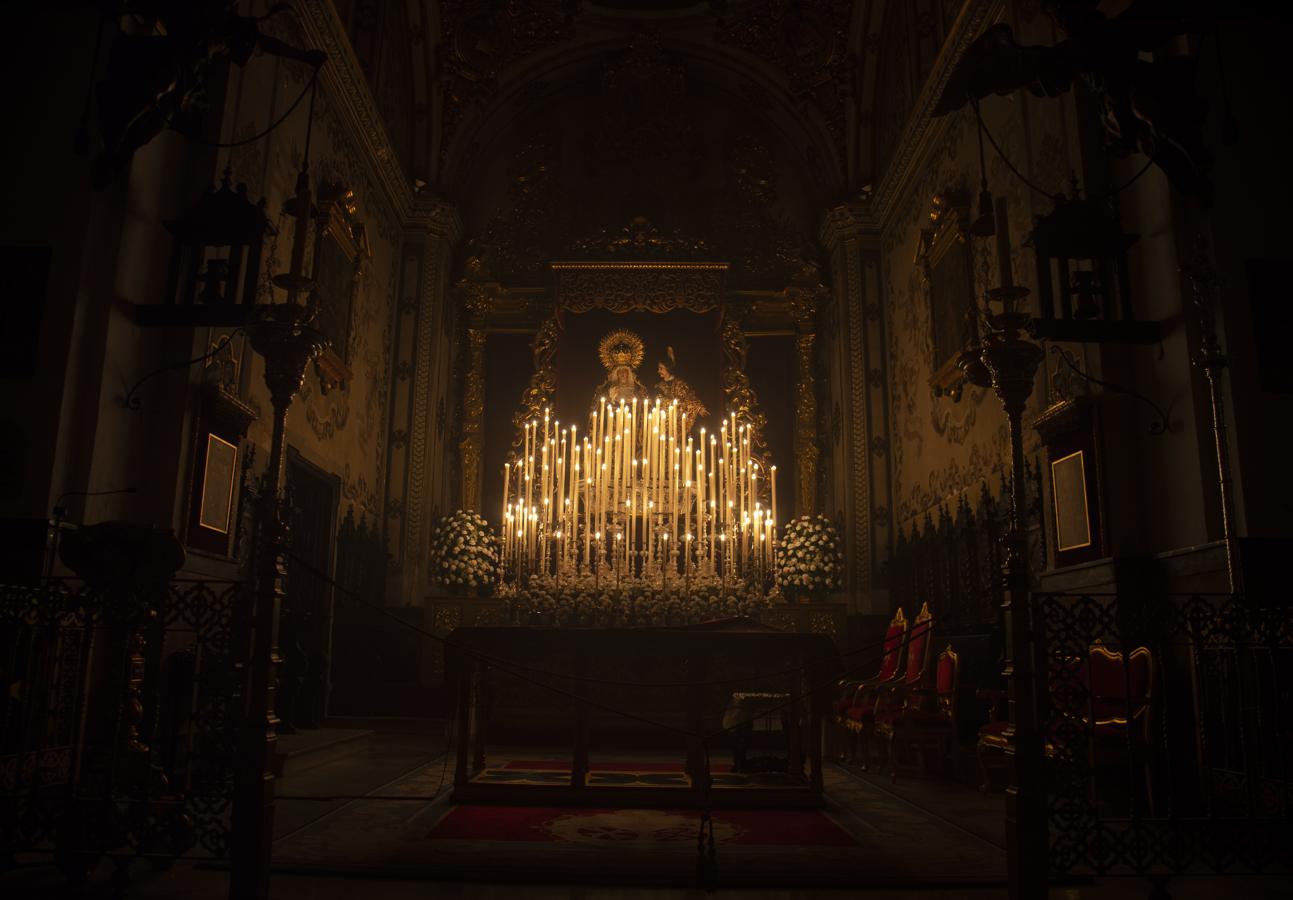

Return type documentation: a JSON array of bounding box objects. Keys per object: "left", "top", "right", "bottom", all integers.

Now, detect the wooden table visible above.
[{"left": 444, "top": 620, "right": 842, "bottom": 808}]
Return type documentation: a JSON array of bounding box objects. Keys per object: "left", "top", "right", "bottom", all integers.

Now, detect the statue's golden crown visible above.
[{"left": 597, "top": 329, "right": 645, "bottom": 371}]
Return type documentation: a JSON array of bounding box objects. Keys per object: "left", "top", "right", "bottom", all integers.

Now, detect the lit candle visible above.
[
  {"left": 770, "top": 464, "right": 778, "bottom": 533},
  {"left": 502, "top": 460, "right": 511, "bottom": 533},
  {"left": 556, "top": 431, "right": 566, "bottom": 553}
]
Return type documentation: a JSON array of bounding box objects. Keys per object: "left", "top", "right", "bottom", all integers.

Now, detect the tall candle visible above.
[
  {"left": 996, "top": 195, "right": 1013, "bottom": 288},
  {"left": 502, "top": 460, "right": 511, "bottom": 534},
  {"left": 770, "top": 464, "right": 778, "bottom": 552}
]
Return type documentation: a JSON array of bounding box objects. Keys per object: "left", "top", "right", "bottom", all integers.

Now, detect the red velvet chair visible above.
[
  {"left": 845, "top": 602, "right": 935, "bottom": 769},
  {"left": 831, "top": 607, "right": 907, "bottom": 759},
  {"left": 874, "top": 643, "right": 959, "bottom": 781},
  {"left": 977, "top": 642, "right": 1154, "bottom": 807}
]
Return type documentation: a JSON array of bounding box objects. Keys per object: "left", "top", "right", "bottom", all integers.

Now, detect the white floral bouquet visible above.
[
  {"left": 430, "top": 509, "right": 500, "bottom": 594},
  {"left": 775, "top": 514, "right": 844, "bottom": 598}
]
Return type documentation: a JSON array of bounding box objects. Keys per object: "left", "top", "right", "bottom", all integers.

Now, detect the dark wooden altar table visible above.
[{"left": 444, "top": 621, "right": 842, "bottom": 808}]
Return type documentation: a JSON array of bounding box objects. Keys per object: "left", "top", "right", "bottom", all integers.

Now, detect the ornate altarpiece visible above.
[{"left": 454, "top": 254, "right": 823, "bottom": 524}]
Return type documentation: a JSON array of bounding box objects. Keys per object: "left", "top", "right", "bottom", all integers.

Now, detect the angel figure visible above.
[{"left": 655, "top": 346, "right": 708, "bottom": 423}]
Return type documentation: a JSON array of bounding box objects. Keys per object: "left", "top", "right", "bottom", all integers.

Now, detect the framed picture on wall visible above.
[
  {"left": 916, "top": 189, "right": 977, "bottom": 395},
  {"left": 198, "top": 433, "right": 238, "bottom": 534},
  {"left": 1035, "top": 396, "right": 1104, "bottom": 567},
  {"left": 1051, "top": 449, "right": 1092, "bottom": 553},
  {"left": 185, "top": 383, "right": 257, "bottom": 558},
  {"left": 311, "top": 182, "right": 369, "bottom": 393}
]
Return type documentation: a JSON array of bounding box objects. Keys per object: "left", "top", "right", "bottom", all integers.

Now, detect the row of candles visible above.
[{"left": 500, "top": 399, "right": 777, "bottom": 585}]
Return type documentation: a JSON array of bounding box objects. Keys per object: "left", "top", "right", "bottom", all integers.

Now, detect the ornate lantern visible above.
[
  {"left": 1025, "top": 182, "right": 1154, "bottom": 343},
  {"left": 146, "top": 168, "right": 274, "bottom": 327}
]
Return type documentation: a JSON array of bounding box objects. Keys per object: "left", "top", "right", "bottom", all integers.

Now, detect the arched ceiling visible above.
[
  {"left": 434, "top": 1, "right": 863, "bottom": 196},
  {"left": 333, "top": 0, "right": 965, "bottom": 285}
]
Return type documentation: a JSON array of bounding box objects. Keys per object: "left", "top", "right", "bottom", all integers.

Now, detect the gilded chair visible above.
[
  {"left": 1087, "top": 642, "right": 1155, "bottom": 812},
  {"left": 976, "top": 642, "right": 1154, "bottom": 809},
  {"left": 831, "top": 607, "right": 907, "bottom": 759},
  {"left": 874, "top": 643, "right": 959, "bottom": 781},
  {"left": 846, "top": 602, "right": 935, "bottom": 769}
]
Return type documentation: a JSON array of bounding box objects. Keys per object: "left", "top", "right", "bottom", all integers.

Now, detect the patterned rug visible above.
[
  {"left": 500, "top": 760, "right": 733, "bottom": 772},
  {"left": 473, "top": 767, "right": 794, "bottom": 788},
  {"left": 271, "top": 759, "right": 1007, "bottom": 888},
  {"left": 426, "top": 804, "right": 855, "bottom": 846}
]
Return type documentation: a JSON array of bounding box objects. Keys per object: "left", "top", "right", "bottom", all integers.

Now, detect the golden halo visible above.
[{"left": 597, "top": 329, "right": 645, "bottom": 371}]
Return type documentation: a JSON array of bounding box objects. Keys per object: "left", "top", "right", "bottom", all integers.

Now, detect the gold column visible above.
[
  {"left": 458, "top": 281, "right": 493, "bottom": 512},
  {"left": 791, "top": 286, "right": 821, "bottom": 516}
]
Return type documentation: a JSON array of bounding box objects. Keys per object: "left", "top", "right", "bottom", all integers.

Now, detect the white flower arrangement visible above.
[
  {"left": 775, "top": 514, "right": 844, "bottom": 597},
  {"left": 430, "top": 509, "right": 501, "bottom": 593}
]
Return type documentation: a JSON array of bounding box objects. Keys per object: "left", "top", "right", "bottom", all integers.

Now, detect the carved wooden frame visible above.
[
  {"left": 916, "top": 190, "right": 976, "bottom": 394},
  {"left": 457, "top": 261, "right": 822, "bottom": 520},
  {"left": 311, "top": 183, "right": 370, "bottom": 394}
]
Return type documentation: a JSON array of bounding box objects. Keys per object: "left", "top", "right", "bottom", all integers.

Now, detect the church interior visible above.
[{"left": 2, "top": 1, "right": 1291, "bottom": 898}]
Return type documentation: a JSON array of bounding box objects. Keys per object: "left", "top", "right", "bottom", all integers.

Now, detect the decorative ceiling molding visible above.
[
  {"left": 566, "top": 216, "right": 716, "bottom": 261},
  {"left": 551, "top": 262, "right": 729, "bottom": 314},
  {"left": 432, "top": 12, "right": 853, "bottom": 193},
  {"left": 713, "top": 0, "right": 857, "bottom": 174},
  {"left": 814, "top": 0, "right": 998, "bottom": 239},
  {"left": 297, "top": 0, "right": 460, "bottom": 234},
  {"left": 818, "top": 201, "right": 877, "bottom": 251},
  {"left": 435, "top": 0, "right": 580, "bottom": 175},
  {"left": 865, "top": 0, "right": 1000, "bottom": 226}
]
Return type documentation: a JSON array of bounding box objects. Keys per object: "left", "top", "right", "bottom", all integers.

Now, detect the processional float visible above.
[{"left": 499, "top": 329, "right": 778, "bottom": 596}]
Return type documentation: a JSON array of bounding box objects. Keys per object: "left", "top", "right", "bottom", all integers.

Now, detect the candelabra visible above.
[
  {"left": 500, "top": 400, "right": 778, "bottom": 595},
  {"left": 966, "top": 258, "right": 1047, "bottom": 898},
  {"left": 231, "top": 155, "right": 325, "bottom": 900}
]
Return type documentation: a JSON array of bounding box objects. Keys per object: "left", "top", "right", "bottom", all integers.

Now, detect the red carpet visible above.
[
  {"left": 501, "top": 759, "right": 732, "bottom": 773},
  {"left": 426, "top": 805, "right": 856, "bottom": 846},
  {"left": 272, "top": 763, "right": 1007, "bottom": 887}
]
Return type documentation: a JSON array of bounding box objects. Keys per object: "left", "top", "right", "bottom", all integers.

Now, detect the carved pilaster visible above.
[
  {"left": 385, "top": 205, "right": 461, "bottom": 604},
  {"left": 818, "top": 204, "right": 892, "bottom": 613},
  {"left": 790, "top": 286, "right": 822, "bottom": 515},
  {"left": 459, "top": 324, "right": 487, "bottom": 511},
  {"left": 511, "top": 316, "right": 559, "bottom": 451},
  {"left": 456, "top": 264, "right": 498, "bottom": 513},
  {"left": 720, "top": 316, "right": 770, "bottom": 461}
]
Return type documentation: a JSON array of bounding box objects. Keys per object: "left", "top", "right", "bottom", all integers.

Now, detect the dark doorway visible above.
[{"left": 282, "top": 449, "right": 340, "bottom": 732}]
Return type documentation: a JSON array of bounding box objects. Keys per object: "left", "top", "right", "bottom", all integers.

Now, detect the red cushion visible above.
[
  {"left": 978, "top": 720, "right": 1008, "bottom": 738},
  {"left": 871, "top": 697, "right": 903, "bottom": 724},
  {"left": 935, "top": 652, "right": 956, "bottom": 694},
  {"left": 893, "top": 708, "right": 948, "bottom": 724},
  {"left": 876, "top": 624, "right": 905, "bottom": 681},
  {"left": 845, "top": 705, "right": 873, "bottom": 722},
  {"left": 1089, "top": 647, "right": 1152, "bottom": 722},
  {"left": 904, "top": 629, "right": 930, "bottom": 684}
]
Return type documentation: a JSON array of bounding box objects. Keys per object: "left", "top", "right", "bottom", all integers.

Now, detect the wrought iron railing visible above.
[
  {"left": 1033, "top": 592, "right": 1293, "bottom": 884},
  {"left": 889, "top": 460, "right": 1044, "bottom": 634},
  {"left": 0, "top": 577, "right": 243, "bottom": 872}
]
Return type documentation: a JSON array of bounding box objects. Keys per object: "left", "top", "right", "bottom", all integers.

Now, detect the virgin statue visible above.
[{"left": 594, "top": 329, "right": 649, "bottom": 406}]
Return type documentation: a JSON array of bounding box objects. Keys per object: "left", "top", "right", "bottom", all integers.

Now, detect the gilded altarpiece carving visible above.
[
  {"left": 455, "top": 266, "right": 499, "bottom": 512},
  {"left": 455, "top": 259, "right": 823, "bottom": 524}
]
